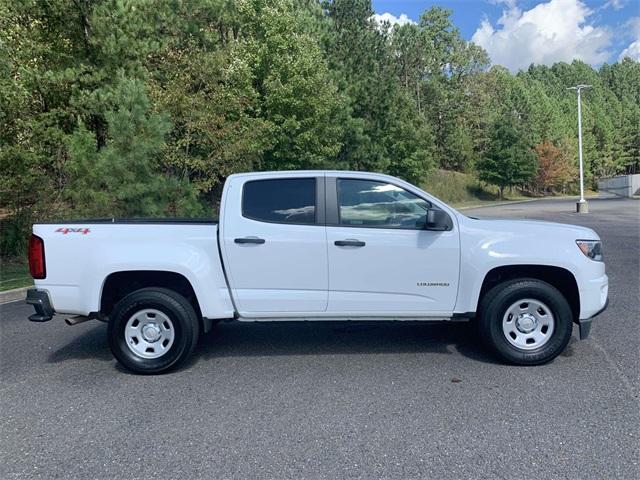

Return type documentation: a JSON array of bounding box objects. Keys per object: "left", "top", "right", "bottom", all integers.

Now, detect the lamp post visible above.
[{"left": 567, "top": 84, "right": 591, "bottom": 213}]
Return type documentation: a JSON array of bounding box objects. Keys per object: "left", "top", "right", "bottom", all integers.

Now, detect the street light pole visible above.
[{"left": 568, "top": 84, "right": 592, "bottom": 213}]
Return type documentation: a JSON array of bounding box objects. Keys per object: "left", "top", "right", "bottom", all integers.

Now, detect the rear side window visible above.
[{"left": 242, "top": 178, "right": 316, "bottom": 224}]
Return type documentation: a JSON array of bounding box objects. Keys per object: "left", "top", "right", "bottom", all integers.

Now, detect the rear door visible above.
[
  {"left": 325, "top": 176, "right": 460, "bottom": 316},
  {"left": 220, "top": 174, "right": 328, "bottom": 315}
]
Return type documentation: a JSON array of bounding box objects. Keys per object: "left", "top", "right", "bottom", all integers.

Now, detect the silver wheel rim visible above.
[
  {"left": 502, "top": 298, "right": 555, "bottom": 351},
  {"left": 124, "top": 309, "right": 175, "bottom": 359}
]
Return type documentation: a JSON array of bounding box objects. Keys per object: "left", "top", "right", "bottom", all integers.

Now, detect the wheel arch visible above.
[
  {"left": 100, "top": 270, "right": 203, "bottom": 324},
  {"left": 477, "top": 265, "right": 580, "bottom": 322}
]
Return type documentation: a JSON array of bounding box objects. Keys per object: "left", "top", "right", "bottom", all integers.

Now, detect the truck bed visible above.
[{"left": 31, "top": 220, "right": 233, "bottom": 319}]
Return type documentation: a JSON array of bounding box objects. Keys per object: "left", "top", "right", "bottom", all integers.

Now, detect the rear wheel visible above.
[
  {"left": 478, "top": 279, "right": 573, "bottom": 365},
  {"left": 108, "top": 288, "right": 199, "bottom": 374}
]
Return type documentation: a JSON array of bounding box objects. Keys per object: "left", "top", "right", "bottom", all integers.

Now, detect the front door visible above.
[
  {"left": 221, "top": 175, "right": 328, "bottom": 315},
  {"left": 325, "top": 177, "right": 459, "bottom": 316}
]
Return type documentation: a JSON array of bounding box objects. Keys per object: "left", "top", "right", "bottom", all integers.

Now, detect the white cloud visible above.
[
  {"left": 372, "top": 12, "right": 415, "bottom": 27},
  {"left": 471, "top": 0, "right": 613, "bottom": 71},
  {"left": 604, "top": 0, "right": 625, "bottom": 10},
  {"left": 618, "top": 41, "right": 640, "bottom": 60},
  {"left": 488, "top": 0, "right": 518, "bottom": 7},
  {"left": 618, "top": 17, "right": 640, "bottom": 61},
  {"left": 627, "top": 16, "right": 640, "bottom": 36}
]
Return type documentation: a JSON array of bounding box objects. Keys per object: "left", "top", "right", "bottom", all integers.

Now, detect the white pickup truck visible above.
[{"left": 26, "top": 171, "right": 608, "bottom": 373}]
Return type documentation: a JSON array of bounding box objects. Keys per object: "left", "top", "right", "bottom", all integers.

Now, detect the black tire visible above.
[
  {"left": 107, "top": 288, "right": 199, "bottom": 374},
  {"left": 478, "top": 278, "right": 573, "bottom": 365}
]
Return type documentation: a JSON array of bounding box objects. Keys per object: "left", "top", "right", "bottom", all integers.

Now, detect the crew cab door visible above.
[
  {"left": 219, "top": 174, "right": 328, "bottom": 315},
  {"left": 325, "top": 176, "right": 460, "bottom": 315}
]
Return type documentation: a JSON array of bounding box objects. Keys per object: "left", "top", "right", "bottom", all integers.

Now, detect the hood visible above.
[{"left": 459, "top": 215, "right": 600, "bottom": 241}]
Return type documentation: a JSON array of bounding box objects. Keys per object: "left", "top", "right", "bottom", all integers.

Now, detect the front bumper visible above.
[
  {"left": 26, "top": 289, "right": 55, "bottom": 322},
  {"left": 575, "top": 273, "right": 608, "bottom": 340},
  {"left": 577, "top": 297, "right": 609, "bottom": 340},
  {"left": 579, "top": 274, "right": 608, "bottom": 319}
]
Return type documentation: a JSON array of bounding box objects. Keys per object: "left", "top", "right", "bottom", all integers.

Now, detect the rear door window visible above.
[{"left": 242, "top": 178, "right": 316, "bottom": 224}]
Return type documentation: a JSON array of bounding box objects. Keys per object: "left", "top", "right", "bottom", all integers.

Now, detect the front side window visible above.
[
  {"left": 337, "top": 179, "right": 429, "bottom": 229},
  {"left": 243, "top": 178, "right": 316, "bottom": 224}
]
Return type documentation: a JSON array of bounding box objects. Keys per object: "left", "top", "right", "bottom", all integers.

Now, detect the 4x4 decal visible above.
[{"left": 55, "top": 227, "right": 90, "bottom": 235}]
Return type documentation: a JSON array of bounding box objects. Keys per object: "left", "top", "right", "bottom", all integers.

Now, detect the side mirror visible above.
[{"left": 424, "top": 209, "right": 451, "bottom": 231}]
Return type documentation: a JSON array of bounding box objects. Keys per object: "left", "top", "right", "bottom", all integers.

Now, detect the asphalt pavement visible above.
[{"left": 1, "top": 197, "right": 638, "bottom": 479}]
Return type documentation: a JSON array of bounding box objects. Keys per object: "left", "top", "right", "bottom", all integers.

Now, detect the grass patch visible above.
[
  {"left": 421, "top": 169, "right": 530, "bottom": 207},
  {"left": 420, "top": 169, "right": 596, "bottom": 208},
  {"left": 0, "top": 257, "right": 33, "bottom": 292}
]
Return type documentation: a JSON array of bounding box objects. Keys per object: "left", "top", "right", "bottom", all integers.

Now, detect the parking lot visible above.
[{"left": 1, "top": 197, "right": 638, "bottom": 479}]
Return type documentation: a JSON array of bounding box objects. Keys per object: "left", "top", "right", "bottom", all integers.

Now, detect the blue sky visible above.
[{"left": 372, "top": 0, "right": 640, "bottom": 71}]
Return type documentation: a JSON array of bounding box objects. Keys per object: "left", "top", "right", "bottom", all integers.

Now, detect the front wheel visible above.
[
  {"left": 478, "top": 279, "right": 573, "bottom": 365},
  {"left": 108, "top": 288, "right": 199, "bottom": 374}
]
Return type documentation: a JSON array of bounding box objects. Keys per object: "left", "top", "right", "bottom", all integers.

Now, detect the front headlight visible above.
[{"left": 576, "top": 240, "right": 603, "bottom": 262}]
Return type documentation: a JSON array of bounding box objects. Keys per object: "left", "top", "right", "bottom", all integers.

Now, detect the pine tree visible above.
[
  {"left": 477, "top": 115, "right": 537, "bottom": 199},
  {"left": 66, "top": 77, "right": 202, "bottom": 217},
  {"left": 243, "top": 0, "right": 345, "bottom": 171}
]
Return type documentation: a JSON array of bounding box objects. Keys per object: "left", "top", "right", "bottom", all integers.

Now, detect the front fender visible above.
[{"left": 453, "top": 216, "right": 603, "bottom": 315}]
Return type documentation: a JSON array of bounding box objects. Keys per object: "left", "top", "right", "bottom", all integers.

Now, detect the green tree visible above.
[
  {"left": 145, "top": 0, "right": 272, "bottom": 200},
  {"left": 243, "top": 0, "right": 345, "bottom": 171},
  {"left": 323, "top": 0, "right": 435, "bottom": 180},
  {"left": 66, "top": 77, "right": 203, "bottom": 217},
  {"left": 323, "top": 0, "right": 398, "bottom": 173},
  {"left": 477, "top": 115, "right": 537, "bottom": 198},
  {"left": 393, "top": 7, "right": 488, "bottom": 172},
  {"left": 383, "top": 91, "right": 435, "bottom": 182}
]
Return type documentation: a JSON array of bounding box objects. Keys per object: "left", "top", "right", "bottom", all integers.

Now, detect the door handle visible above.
[
  {"left": 234, "top": 237, "right": 266, "bottom": 244},
  {"left": 334, "top": 239, "right": 365, "bottom": 247}
]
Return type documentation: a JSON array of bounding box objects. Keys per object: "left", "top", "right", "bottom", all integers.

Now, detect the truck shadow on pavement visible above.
[
  {"left": 194, "top": 321, "right": 503, "bottom": 366},
  {"left": 47, "top": 320, "right": 507, "bottom": 368},
  {"left": 47, "top": 320, "right": 581, "bottom": 370},
  {"left": 47, "top": 323, "right": 113, "bottom": 364}
]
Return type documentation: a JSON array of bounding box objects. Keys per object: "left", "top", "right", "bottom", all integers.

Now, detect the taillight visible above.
[{"left": 28, "top": 234, "right": 46, "bottom": 279}]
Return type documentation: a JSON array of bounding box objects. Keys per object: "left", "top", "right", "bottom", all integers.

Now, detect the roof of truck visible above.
[{"left": 228, "top": 170, "right": 402, "bottom": 180}]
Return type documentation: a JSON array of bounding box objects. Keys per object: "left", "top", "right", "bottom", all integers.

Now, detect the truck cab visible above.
[{"left": 220, "top": 171, "right": 458, "bottom": 317}]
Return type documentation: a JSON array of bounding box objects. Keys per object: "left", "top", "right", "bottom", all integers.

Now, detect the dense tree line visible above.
[{"left": 1, "top": 0, "right": 638, "bottom": 256}]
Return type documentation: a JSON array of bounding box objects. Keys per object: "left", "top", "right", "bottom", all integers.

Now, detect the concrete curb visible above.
[{"left": 0, "top": 286, "right": 30, "bottom": 305}]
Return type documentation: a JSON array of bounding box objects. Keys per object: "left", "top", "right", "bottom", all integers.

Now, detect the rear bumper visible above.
[{"left": 26, "top": 289, "right": 55, "bottom": 322}]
